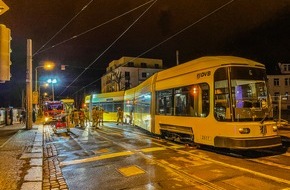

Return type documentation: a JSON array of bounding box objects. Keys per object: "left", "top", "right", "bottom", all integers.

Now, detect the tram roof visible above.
[{"left": 156, "top": 56, "right": 264, "bottom": 80}]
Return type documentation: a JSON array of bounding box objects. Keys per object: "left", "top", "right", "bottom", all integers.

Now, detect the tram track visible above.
[
  {"left": 95, "top": 124, "right": 289, "bottom": 159},
  {"left": 85, "top": 124, "right": 290, "bottom": 186},
  {"left": 53, "top": 124, "right": 290, "bottom": 189},
  {"left": 64, "top": 126, "right": 225, "bottom": 189}
]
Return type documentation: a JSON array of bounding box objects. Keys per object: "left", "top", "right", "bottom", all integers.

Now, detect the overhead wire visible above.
[
  {"left": 72, "top": 0, "right": 235, "bottom": 95},
  {"left": 33, "top": 0, "right": 95, "bottom": 56},
  {"left": 33, "top": 0, "right": 155, "bottom": 56},
  {"left": 59, "top": 0, "right": 158, "bottom": 96}
]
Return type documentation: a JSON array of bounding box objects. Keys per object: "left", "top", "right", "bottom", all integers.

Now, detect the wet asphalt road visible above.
[{"left": 45, "top": 123, "right": 290, "bottom": 190}]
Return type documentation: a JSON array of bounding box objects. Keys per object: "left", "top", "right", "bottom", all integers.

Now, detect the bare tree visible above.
[{"left": 109, "top": 70, "right": 124, "bottom": 92}]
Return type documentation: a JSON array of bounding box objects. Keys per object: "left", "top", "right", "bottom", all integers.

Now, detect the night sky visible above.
[{"left": 1, "top": 0, "right": 290, "bottom": 107}]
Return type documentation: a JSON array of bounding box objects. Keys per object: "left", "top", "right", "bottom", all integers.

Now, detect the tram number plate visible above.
[
  {"left": 201, "top": 135, "right": 211, "bottom": 141},
  {"left": 260, "top": 125, "right": 267, "bottom": 134}
]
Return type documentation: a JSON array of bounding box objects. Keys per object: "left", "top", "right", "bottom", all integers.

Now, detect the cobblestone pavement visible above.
[
  {"left": 43, "top": 125, "right": 68, "bottom": 190},
  {"left": 0, "top": 122, "right": 69, "bottom": 190},
  {"left": 0, "top": 123, "right": 36, "bottom": 190}
]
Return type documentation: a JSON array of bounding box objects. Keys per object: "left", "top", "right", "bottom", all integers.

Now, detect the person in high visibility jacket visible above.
[
  {"left": 116, "top": 107, "right": 124, "bottom": 125},
  {"left": 79, "top": 109, "right": 85, "bottom": 128},
  {"left": 73, "top": 109, "right": 80, "bottom": 127},
  {"left": 99, "top": 107, "right": 108, "bottom": 126},
  {"left": 92, "top": 107, "right": 100, "bottom": 128}
]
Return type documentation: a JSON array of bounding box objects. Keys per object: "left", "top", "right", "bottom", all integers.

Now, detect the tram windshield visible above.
[{"left": 214, "top": 67, "right": 272, "bottom": 122}]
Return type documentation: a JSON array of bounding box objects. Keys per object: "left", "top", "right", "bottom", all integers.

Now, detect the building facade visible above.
[
  {"left": 101, "top": 57, "right": 163, "bottom": 93},
  {"left": 267, "top": 62, "right": 290, "bottom": 110}
]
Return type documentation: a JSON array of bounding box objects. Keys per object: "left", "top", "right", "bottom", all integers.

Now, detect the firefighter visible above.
[
  {"left": 116, "top": 107, "right": 124, "bottom": 125},
  {"left": 79, "top": 109, "right": 85, "bottom": 128},
  {"left": 73, "top": 109, "right": 80, "bottom": 127},
  {"left": 92, "top": 107, "right": 100, "bottom": 129},
  {"left": 99, "top": 107, "right": 105, "bottom": 126}
]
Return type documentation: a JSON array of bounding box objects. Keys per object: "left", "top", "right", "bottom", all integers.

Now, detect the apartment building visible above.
[
  {"left": 267, "top": 62, "right": 290, "bottom": 110},
  {"left": 101, "top": 57, "right": 163, "bottom": 93}
]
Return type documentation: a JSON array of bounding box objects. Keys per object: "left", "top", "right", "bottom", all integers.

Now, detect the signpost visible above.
[{"left": 0, "top": 0, "right": 9, "bottom": 16}]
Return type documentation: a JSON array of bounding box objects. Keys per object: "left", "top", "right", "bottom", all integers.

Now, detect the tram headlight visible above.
[
  {"left": 272, "top": 125, "right": 278, "bottom": 132},
  {"left": 238, "top": 128, "right": 250, "bottom": 134}
]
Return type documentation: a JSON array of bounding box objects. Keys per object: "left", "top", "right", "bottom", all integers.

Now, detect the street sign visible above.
[{"left": 0, "top": 0, "right": 9, "bottom": 16}]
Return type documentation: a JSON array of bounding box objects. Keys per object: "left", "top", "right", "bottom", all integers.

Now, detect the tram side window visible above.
[
  {"left": 156, "top": 89, "right": 173, "bottom": 115},
  {"left": 124, "top": 99, "right": 134, "bottom": 114},
  {"left": 174, "top": 87, "right": 188, "bottom": 116},
  {"left": 96, "top": 102, "right": 114, "bottom": 112},
  {"left": 99, "top": 103, "right": 111, "bottom": 112},
  {"left": 115, "top": 101, "right": 123, "bottom": 111},
  {"left": 156, "top": 83, "right": 209, "bottom": 117},
  {"left": 135, "top": 93, "right": 151, "bottom": 114}
]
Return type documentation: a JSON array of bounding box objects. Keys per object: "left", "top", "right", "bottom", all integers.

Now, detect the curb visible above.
[{"left": 20, "top": 125, "right": 43, "bottom": 190}]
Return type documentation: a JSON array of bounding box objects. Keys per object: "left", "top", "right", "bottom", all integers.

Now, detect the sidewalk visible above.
[{"left": 0, "top": 122, "right": 43, "bottom": 190}]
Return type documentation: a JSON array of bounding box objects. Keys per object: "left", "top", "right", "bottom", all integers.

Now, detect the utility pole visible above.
[{"left": 26, "top": 39, "right": 32, "bottom": 129}]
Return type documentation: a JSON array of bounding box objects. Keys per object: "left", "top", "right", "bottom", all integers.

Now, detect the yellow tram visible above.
[{"left": 85, "top": 56, "right": 282, "bottom": 149}]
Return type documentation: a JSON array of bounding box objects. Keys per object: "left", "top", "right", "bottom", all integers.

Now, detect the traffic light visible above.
[{"left": 0, "top": 24, "right": 12, "bottom": 82}]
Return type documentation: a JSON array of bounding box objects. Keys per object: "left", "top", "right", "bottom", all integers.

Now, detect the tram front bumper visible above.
[{"left": 214, "top": 135, "right": 282, "bottom": 149}]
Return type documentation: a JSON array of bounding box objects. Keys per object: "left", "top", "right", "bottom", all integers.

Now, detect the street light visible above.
[
  {"left": 35, "top": 62, "right": 54, "bottom": 92},
  {"left": 47, "top": 78, "right": 57, "bottom": 101}
]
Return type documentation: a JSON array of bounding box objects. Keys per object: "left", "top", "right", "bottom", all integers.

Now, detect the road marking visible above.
[
  {"left": 61, "top": 146, "right": 170, "bottom": 166},
  {"left": 174, "top": 148, "right": 290, "bottom": 186},
  {"left": 65, "top": 127, "right": 290, "bottom": 186},
  {"left": 140, "top": 147, "right": 166, "bottom": 152},
  {"left": 60, "top": 151, "right": 134, "bottom": 166},
  {"left": 169, "top": 145, "right": 185, "bottom": 149}
]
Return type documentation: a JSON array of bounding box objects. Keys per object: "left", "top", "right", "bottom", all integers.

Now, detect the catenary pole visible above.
[{"left": 26, "top": 39, "right": 33, "bottom": 129}]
